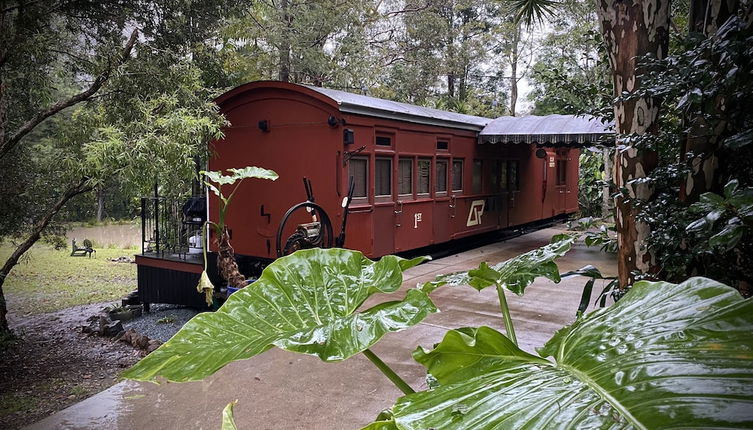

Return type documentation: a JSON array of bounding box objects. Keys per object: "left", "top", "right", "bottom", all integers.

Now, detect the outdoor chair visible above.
[{"left": 71, "top": 239, "right": 96, "bottom": 258}]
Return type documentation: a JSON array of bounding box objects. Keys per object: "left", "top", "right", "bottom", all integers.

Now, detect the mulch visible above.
[{"left": 0, "top": 303, "right": 142, "bottom": 430}]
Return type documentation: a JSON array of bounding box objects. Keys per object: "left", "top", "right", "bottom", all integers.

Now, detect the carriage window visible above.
[
  {"left": 436, "top": 140, "right": 449, "bottom": 151},
  {"left": 556, "top": 159, "right": 567, "bottom": 185},
  {"left": 436, "top": 159, "right": 448, "bottom": 193},
  {"left": 399, "top": 158, "right": 412, "bottom": 195},
  {"left": 376, "top": 135, "right": 392, "bottom": 146},
  {"left": 375, "top": 158, "right": 392, "bottom": 197},
  {"left": 491, "top": 161, "right": 499, "bottom": 191},
  {"left": 349, "top": 157, "right": 368, "bottom": 198},
  {"left": 452, "top": 159, "right": 463, "bottom": 192},
  {"left": 472, "top": 160, "right": 482, "bottom": 194},
  {"left": 508, "top": 160, "right": 519, "bottom": 191},
  {"left": 418, "top": 158, "right": 431, "bottom": 195}
]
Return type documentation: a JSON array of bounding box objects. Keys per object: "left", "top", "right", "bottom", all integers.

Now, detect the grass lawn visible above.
[{"left": 0, "top": 243, "right": 138, "bottom": 316}]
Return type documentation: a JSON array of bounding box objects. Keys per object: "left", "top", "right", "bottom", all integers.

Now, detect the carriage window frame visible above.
[
  {"left": 452, "top": 159, "right": 463, "bottom": 193},
  {"left": 398, "top": 158, "right": 413, "bottom": 197},
  {"left": 349, "top": 156, "right": 368, "bottom": 200},
  {"left": 435, "top": 158, "right": 448, "bottom": 196},
  {"left": 375, "top": 157, "right": 393, "bottom": 200},
  {"left": 417, "top": 158, "right": 431, "bottom": 197},
  {"left": 375, "top": 131, "right": 394, "bottom": 148}
]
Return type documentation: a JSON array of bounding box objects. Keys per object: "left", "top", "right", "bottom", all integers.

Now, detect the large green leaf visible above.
[
  {"left": 123, "top": 248, "right": 435, "bottom": 382},
  {"left": 370, "top": 277, "right": 753, "bottom": 429},
  {"left": 422, "top": 234, "right": 574, "bottom": 295},
  {"left": 201, "top": 166, "right": 278, "bottom": 186}
]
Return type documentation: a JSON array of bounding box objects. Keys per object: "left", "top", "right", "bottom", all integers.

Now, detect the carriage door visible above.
[
  {"left": 394, "top": 157, "right": 433, "bottom": 251},
  {"left": 494, "top": 160, "right": 509, "bottom": 228},
  {"left": 554, "top": 150, "right": 568, "bottom": 215},
  {"left": 541, "top": 149, "right": 558, "bottom": 218},
  {"left": 373, "top": 156, "right": 396, "bottom": 255},
  {"left": 432, "top": 157, "right": 452, "bottom": 244}
]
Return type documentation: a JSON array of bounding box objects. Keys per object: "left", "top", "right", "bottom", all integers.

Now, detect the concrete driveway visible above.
[{"left": 27, "top": 226, "right": 616, "bottom": 430}]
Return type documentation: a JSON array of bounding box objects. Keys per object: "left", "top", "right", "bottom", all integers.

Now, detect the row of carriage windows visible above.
[{"left": 349, "top": 157, "right": 520, "bottom": 200}]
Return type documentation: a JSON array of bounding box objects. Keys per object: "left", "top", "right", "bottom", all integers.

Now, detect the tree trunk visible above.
[
  {"left": 596, "top": 0, "right": 670, "bottom": 288},
  {"left": 508, "top": 24, "right": 520, "bottom": 117},
  {"left": 96, "top": 187, "right": 105, "bottom": 222},
  {"left": 0, "top": 178, "right": 92, "bottom": 335},
  {"left": 681, "top": 0, "right": 739, "bottom": 202},
  {"left": 278, "top": 0, "right": 291, "bottom": 83}
]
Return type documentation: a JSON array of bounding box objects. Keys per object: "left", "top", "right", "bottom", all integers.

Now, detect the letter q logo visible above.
[{"left": 466, "top": 200, "right": 485, "bottom": 227}]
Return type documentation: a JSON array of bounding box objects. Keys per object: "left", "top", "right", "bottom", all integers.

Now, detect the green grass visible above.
[
  {"left": 0, "top": 392, "right": 38, "bottom": 416},
  {"left": 0, "top": 243, "right": 138, "bottom": 315}
]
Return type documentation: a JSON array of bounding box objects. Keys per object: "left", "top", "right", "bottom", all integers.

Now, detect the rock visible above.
[
  {"left": 118, "top": 328, "right": 137, "bottom": 344},
  {"left": 132, "top": 333, "right": 149, "bottom": 350},
  {"left": 103, "top": 320, "right": 123, "bottom": 337},
  {"left": 146, "top": 339, "right": 161, "bottom": 353}
]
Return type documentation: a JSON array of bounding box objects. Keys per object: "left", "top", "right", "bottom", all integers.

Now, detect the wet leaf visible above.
[
  {"left": 723, "top": 129, "right": 753, "bottom": 150},
  {"left": 560, "top": 264, "right": 612, "bottom": 280},
  {"left": 421, "top": 235, "right": 574, "bottom": 295},
  {"left": 371, "top": 277, "right": 753, "bottom": 429},
  {"left": 124, "top": 249, "right": 434, "bottom": 382},
  {"left": 709, "top": 222, "right": 744, "bottom": 250}
]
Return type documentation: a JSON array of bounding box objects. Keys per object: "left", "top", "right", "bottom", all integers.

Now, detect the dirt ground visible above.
[{"left": 0, "top": 303, "right": 142, "bottom": 430}]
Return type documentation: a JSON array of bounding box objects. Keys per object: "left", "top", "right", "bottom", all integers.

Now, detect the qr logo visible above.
[{"left": 466, "top": 199, "right": 485, "bottom": 227}]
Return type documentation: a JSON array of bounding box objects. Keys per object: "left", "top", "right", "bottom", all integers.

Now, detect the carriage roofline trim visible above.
[
  {"left": 304, "top": 85, "right": 491, "bottom": 132},
  {"left": 214, "top": 81, "right": 341, "bottom": 111},
  {"left": 214, "top": 80, "right": 491, "bottom": 131}
]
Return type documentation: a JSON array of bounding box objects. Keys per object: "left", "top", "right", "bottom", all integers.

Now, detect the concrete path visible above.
[{"left": 27, "top": 226, "right": 616, "bottom": 430}]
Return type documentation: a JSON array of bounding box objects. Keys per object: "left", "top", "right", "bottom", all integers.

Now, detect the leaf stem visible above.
[
  {"left": 362, "top": 349, "right": 415, "bottom": 395},
  {"left": 496, "top": 283, "right": 518, "bottom": 345}
]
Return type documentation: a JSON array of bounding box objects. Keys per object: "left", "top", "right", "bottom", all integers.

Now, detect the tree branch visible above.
[
  {"left": 0, "top": 29, "right": 138, "bottom": 161},
  {"left": 0, "top": 176, "right": 93, "bottom": 333}
]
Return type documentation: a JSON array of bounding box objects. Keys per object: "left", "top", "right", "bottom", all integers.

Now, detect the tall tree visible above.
[
  {"left": 0, "top": 0, "right": 237, "bottom": 335},
  {"left": 595, "top": 0, "right": 671, "bottom": 287},
  {"left": 222, "top": 0, "right": 379, "bottom": 89}
]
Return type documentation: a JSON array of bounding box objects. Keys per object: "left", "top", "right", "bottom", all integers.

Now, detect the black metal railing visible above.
[{"left": 141, "top": 195, "right": 205, "bottom": 260}]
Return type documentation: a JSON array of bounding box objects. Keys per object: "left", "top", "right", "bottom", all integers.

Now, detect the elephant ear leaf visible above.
[
  {"left": 372, "top": 277, "right": 753, "bottom": 429},
  {"left": 123, "top": 249, "right": 434, "bottom": 382},
  {"left": 421, "top": 234, "right": 574, "bottom": 295}
]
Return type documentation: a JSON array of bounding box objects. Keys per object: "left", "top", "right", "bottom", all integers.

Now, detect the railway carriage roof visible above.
[
  {"left": 480, "top": 114, "right": 613, "bottom": 146},
  {"left": 306, "top": 86, "right": 491, "bottom": 131}
]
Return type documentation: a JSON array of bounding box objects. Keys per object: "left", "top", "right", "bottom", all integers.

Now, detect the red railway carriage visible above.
[
  {"left": 135, "top": 81, "right": 609, "bottom": 309},
  {"left": 211, "top": 81, "right": 499, "bottom": 259}
]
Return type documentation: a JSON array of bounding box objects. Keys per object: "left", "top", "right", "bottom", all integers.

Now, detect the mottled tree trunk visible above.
[
  {"left": 0, "top": 179, "right": 92, "bottom": 335},
  {"left": 681, "top": 0, "right": 738, "bottom": 202},
  {"left": 597, "top": 0, "right": 670, "bottom": 287}
]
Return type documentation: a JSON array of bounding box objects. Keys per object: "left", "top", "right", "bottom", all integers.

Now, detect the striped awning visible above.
[{"left": 479, "top": 114, "right": 613, "bottom": 146}]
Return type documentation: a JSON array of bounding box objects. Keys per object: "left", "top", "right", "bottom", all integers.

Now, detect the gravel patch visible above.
[{"left": 122, "top": 304, "right": 203, "bottom": 342}]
